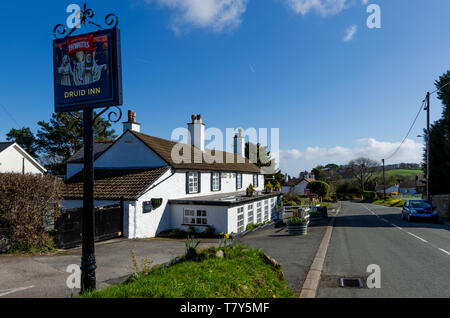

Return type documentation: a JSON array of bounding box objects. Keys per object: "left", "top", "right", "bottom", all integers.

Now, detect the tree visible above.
[
  {"left": 424, "top": 71, "right": 450, "bottom": 194},
  {"left": 245, "top": 142, "right": 282, "bottom": 183},
  {"left": 307, "top": 180, "right": 330, "bottom": 198},
  {"left": 36, "top": 112, "right": 117, "bottom": 175},
  {"left": 6, "top": 127, "right": 39, "bottom": 158},
  {"left": 312, "top": 164, "right": 342, "bottom": 193},
  {"left": 346, "top": 157, "right": 380, "bottom": 191}
]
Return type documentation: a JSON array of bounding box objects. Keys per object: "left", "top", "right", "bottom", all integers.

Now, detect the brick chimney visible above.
[{"left": 123, "top": 110, "right": 141, "bottom": 133}]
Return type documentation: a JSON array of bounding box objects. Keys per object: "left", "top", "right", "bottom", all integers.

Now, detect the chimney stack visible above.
[
  {"left": 123, "top": 110, "right": 141, "bottom": 133},
  {"left": 233, "top": 128, "right": 245, "bottom": 157},
  {"left": 187, "top": 114, "right": 205, "bottom": 151}
]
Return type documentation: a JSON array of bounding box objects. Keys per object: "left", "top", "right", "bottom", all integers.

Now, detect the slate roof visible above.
[
  {"left": 67, "top": 141, "right": 114, "bottom": 163},
  {"left": 63, "top": 167, "right": 169, "bottom": 200},
  {"left": 128, "top": 130, "right": 260, "bottom": 173},
  {"left": 0, "top": 142, "right": 14, "bottom": 153}
]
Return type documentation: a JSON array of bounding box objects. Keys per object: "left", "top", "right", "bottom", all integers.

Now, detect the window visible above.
[
  {"left": 237, "top": 207, "right": 245, "bottom": 233},
  {"left": 187, "top": 172, "right": 200, "bottom": 194},
  {"left": 184, "top": 209, "right": 207, "bottom": 225},
  {"left": 236, "top": 173, "right": 242, "bottom": 190},
  {"left": 256, "top": 201, "right": 262, "bottom": 223},
  {"left": 253, "top": 174, "right": 259, "bottom": 187},
  {"left": 184, "top": 209, "right": 195, "bottom": 224},
  {"left": 247, "top": 204, "right": 254, "bottom": 224},
  {"left": 211, "top": 172, "right": 221, "bottom": 191},
  {"left": 264, "top": 200, "right": 269, "bottom": 221}
]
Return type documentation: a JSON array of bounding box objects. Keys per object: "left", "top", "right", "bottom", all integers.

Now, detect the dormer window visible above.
[{"left": 211, "top": 172, "right": 221, "bottom": 192}]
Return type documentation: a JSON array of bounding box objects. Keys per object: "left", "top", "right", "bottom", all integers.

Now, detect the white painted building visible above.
[
  {"left": 0, "top": 142, "right": 46, "bottom": 175},
  {"left": 281, "top": 173, "right": 315, "bottom": 195},
  {"left": 63, "top": 112, "right": 281, "bottom": 238}
]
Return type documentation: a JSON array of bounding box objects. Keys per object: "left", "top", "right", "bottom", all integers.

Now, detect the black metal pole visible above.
[
  {"left": 81, "top": 106, "right": 96, "bottom": 292},
  {"left": 426, "top": 92, "right": 430, "bottom": 201}
]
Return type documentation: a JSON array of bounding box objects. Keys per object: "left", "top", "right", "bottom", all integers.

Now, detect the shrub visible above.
[
  {"left": 286, "top": 217, "right": 308, "bottom": 225},
  {"left": 0, "top": 173, "right": 63, "bottom": 252},
  {"left": 265, "top": 181, "right": 273, "bottom": 191},
  {"left": 274, "top": 181, "right": 281, "bottom": 191},
  {"left": 307, "top": 181, "right": 330, "bottom": 198},
  {"left": 246, "top": 223, "right": 260, "bottom": 231},
  {"left": 362, "top": 191, "right": 378, "bottom": 202}
]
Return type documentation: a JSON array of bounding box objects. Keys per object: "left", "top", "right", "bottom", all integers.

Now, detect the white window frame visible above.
[
  {"left": 237, "top": 207, "right": 245, "bottom": 233},
  {"left": 256, "top": 201, "right": 262, "bottom": 224},
  {"left": 188, "top": 172, "right": 199, "bottom": 194},
  {"left": 253, "top": 174, "right": 259, "bottom": 187},
  {"left": 211, "top": 172, "right": 220, "bottom": 192},
  {"left": 247, "top": 204, "right": 254, "bottom": 224},
  {"left": 264, "top": 200, "right": 269, "bottom": 221},
  {"left": 236, "top": 173, "right": 243, "bottom": 190},
  {"left": 184, "top": 209, "right": 207, "bottom": 225}
]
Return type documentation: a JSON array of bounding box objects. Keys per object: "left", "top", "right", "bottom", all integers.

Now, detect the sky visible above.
[{"left": 0, "top": 0, "right": 449, "bottom": 176}]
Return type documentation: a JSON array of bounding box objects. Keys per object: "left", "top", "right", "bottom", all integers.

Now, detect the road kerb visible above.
[{"left": 299, "top": 205, "right": 339, "bottom": 298}]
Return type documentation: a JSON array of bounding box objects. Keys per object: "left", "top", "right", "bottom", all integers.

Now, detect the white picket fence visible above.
[{"left": 280, "top": 204, "right": 321, "bottom": 224}]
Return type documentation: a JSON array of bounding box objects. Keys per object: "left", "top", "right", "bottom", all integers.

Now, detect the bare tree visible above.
[{"left": 346, "top": 157, "right": 380, "bottom": 191}]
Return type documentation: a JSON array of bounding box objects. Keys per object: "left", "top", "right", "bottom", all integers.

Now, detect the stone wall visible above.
[{"left": 431, "top": 194, "right": 450, "bottom": 219}]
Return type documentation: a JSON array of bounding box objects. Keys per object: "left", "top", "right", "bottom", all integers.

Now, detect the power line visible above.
[
  {"left": 430, "top": 81, "right": 450, "bottom": 95},
  {"left": 384, "top": 99, "right": 425, "bottom": 161},
  {"left": 0, "top": 103, "right": 21, "bottom": 128}
]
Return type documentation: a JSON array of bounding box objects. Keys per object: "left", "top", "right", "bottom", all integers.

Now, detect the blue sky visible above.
[{"left": 0, "top": 0, "right": 449, "bottom": 175}]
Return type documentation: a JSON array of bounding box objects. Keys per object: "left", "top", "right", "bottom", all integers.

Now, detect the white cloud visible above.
[
  {"left": 145, "top": 0, "right": 248, "bottom": 34},
  {"left": 343, "top": 24, "right": 357, "bottom": 41},
  {"left": 285, "top": 0, "right": 348, "bottom": 17},
  {"left": 280, "top": 138, "right": 423, "bottom": 175}
]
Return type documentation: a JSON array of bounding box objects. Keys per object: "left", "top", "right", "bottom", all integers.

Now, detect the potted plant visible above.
[
  {"left": 246, "top": 184, "right": 255, "bottom": 197},
  {"left": 274, "top": 181, "right": 281, "bottom": 192},
  {"left": 286, "top": 217, "right": 308, "bottom": 235},
  {"left": 265, "top": 181, "right": 273, "bottom": 193}
]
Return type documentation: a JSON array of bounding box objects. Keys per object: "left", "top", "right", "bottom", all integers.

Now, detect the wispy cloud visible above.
[
  {"left": 144, "top": 0, "right": 248, "bottom": 34},
  {"left": 343, "top": 24, "right": 357, "bottom": 41},
  {"left": 279, "top": 138, "right": 423, "bottom": 175},
  {"left": 285, "top": 0, "right": 348, "bottom": 17}
]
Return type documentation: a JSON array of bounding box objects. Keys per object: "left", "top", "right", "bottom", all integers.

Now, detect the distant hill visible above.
[{"left": 379, "top": 169, "right": 423, "bottom": 178}]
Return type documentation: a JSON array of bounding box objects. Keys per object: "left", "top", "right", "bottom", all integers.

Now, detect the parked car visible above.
[{"left": 401, "top": 199, "right": 439, "bottom": 223}]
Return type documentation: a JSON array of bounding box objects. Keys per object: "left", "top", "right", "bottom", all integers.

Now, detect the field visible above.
[{"left": 377, "top": 169, "right": 423, "bottom": 178}]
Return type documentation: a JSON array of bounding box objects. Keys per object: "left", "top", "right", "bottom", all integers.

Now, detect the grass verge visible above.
[
  {"left": 80, "top": 244, "right": 295, "bottom": 298},
  {"left": 372, "top": 198, "right": 406, "bottom": 207}
]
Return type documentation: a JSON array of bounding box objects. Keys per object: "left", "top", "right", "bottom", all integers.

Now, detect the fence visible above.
[
  {"left": 280, "top": 204, "right": 320, "bottom": 224},
  {"left": 54, "top": 203, "right": 123, "bottom": 249}
]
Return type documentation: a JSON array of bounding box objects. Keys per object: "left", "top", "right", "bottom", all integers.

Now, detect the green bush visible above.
[
  {"left": 245, "top": 223, "right": 260, "bottom": 231},
  {"left": 307, "top": 181, "right": 330, "bottom": 198},
  {"left": 362, "top": 191, "right": 378, "bottom": 202},
  {"left": 287, "top": 217, "right": 308, "bottom": 225},
  {"left": 0, "top": 173, "right": 63, "bottom": 252}
]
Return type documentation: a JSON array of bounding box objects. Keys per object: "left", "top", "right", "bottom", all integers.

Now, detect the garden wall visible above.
[{"left": 431, "top": 194, "right": 450, "bottom": 219}]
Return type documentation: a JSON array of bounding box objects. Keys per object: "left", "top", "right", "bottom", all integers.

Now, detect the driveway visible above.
[{"left": 0, "top": 238, "right": 217, "bottom": 298}]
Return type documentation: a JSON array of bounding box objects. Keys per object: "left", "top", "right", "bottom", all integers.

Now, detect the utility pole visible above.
[
  {"left": 382, "top": 159, "right": 386, "bottom": 200},
  {"left": 425, "top": 92, "right": 430, "bottom": 201}
]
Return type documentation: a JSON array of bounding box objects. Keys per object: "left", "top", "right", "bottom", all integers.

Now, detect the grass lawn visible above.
[
  {"left": 80, "top": 244, "right": 296, "bottom": 298},
  {"left": 372, "top": 198, "right": 406, "bottom": 207}
]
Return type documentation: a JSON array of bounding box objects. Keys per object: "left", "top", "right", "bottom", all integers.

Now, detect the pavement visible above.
[
  {"left": 0, "top": 238, "right": 217, "bottom": 298},
  {"left": 238, "top": 209, "right": 338, "bottom": 295},
  {"left": 317, "top": 201, "right": 450, "bottom": 298}
]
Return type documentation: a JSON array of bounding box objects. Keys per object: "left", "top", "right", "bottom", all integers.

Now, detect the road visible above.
[{"left": 318, "top": 201, "right": 450, "bottom": 297}]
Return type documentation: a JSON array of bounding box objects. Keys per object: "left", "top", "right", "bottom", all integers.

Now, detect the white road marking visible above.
[
  {"left": 361, "top": 204, "right": 449, "bottom": 256},
  {"left": 438, "top": 248, "right": 450, "bottom": 256},
  {"left": 406, "top": 232, "right": 428, "bottom": 243},
  {"left": 0, "top": 286, "right": 34, "bottom": 297}
]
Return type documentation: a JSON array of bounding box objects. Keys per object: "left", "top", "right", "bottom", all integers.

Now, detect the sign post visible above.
[{"left": 52, "top": 3, "right": 122, "bottom": 293}]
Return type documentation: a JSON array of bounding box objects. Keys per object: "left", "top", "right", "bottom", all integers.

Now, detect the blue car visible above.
[{"left": 401, "top": 199, "right": 439, "bottom": 223}]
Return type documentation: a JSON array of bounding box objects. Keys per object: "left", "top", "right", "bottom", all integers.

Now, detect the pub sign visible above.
[{"left": 53, "top": 28, "right": 122, "bottom": 112}]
